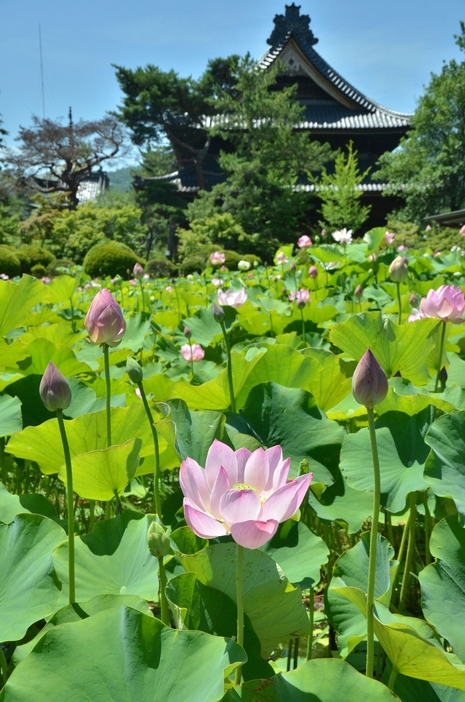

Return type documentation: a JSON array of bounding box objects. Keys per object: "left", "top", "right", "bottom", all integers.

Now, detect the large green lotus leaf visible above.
[
  {"left": 0, "top": 276, "right": 46, "bottom": 338},
  {"left": 20, "top": 338, "right": 93, "bottom": 376},
  {"left": 179, "top": 542, "right": 309, "bottom": 657},
  {"left": 222, "top": 658, "right": 397, "bottom": 702},
  {"left": 58, "top": 438, "right": 141, "bottom": 500},
  {"left": 166, "top": 572, "right": 274, "bottom": 681},
  {"left": 183, "top": 306, "right": 227, "bottom": 347},
  {"left": 13, "top": 593, "right": 151, "bottom": 665},
  {"left": 0, "top": 393, "right": 22, "bottom": 436},
  {"left": 424, "top": 411, "right": 465, "bottom": 519},
  {"left": 326, "top": 533, "right": 397, "bottom": 658},
  {"left": 340, "top": 409, "right": 430, "bottom": 513},
  {"left": 387, "top": 668, "right": 465, "bottom": 702},
  {"left": 419, "top": 516, "right": 465, "bottom": 662},
  {"left": 299, "top": 347, "right": 353, "bottom": 412},
  {"left": 0, "top": 483, "right": 59, "bottom": 524},
  {"left": 377, "top": 378, "right": 454, "bottom": 416},
  {"left": 6, "top": 403, "right": 167, "bottom": 475},
  {"left": 330, "top": 312, "right": 439, "bottom": 385},
  {"left": 239, "top": 382, "right": 343, "bottom": 483},
  {"left": 166, "top": 399, "right": 225, "bottom": 464},
  {"left": 42, "top": 274, "right": 80, "bottom": 303},
  {"left": 307, "top": 470, "right": 374, "bottom": 533},
  {"left": 19, "top": 322, "right": 83, "bottom": 348},
  {"left": 259, "top": 519, "right": 329, "bottom": 588},
  {"left": 0, "top": 514, "right": 65, "bottom": 642},
  {"left": 117, "top": 314, "right": 152, "bottom": 353},
  {"left": 0, "top": 339, "right": 29, "bottom": 372},
  {"left": 0, "top": 606, "right": 245, "bottom": 702},
  {"left": 53, "top": 512, "right": 159, "bottom": 602}
]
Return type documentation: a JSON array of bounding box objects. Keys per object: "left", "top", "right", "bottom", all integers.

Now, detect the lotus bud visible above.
[
  {"left": 438, "top": 367, "right": 448, "bottom": 384},
  {"left": 409, "top": 293, "right": 418, "bottom": 307},
  {"left": 289, "top": 262, "right": 296, "bottom": 272},
  {"left": 126, "top": 357, "right": 143, "bottom": 384},
  {"left": 39, "top": 362, "right": 72, "bottom": 412},
  {"left": 389, "top": 256, "right": 408, "bottom": 283},
  {"left": 147, "top": 520, "right": 171, "bottom": 558},
  {"left": 355, "top": 284, "right": 363, "bottom": 298},
  {"left": 184, "top": 325, "right": 192, "bottom": 339},
  {"left": 352, "top": 349, "right": 388, "bottom": 409},
  {"left": 309, "top": 266, "right": 318, "bottom": 279},
  {"left": 212, "top": 303, "right": 225, "bottom": 324},
  {"left": 133, "top": 262, "right": 145, "bottom": 279},
  {"left": 85, "top": 288, "right": 126, "bottom": 347}
]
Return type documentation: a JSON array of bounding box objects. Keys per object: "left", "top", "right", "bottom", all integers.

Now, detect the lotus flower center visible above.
[{"left": 232, "top": 483, "right": 257, "bottom": 492}]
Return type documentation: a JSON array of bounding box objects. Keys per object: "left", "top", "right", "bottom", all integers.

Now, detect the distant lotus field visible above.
[{"left": 2, "top": 227, "right": 465, "bottom": 702}]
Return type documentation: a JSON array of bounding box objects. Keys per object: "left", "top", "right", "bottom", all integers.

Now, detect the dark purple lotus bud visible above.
[
  {"left": 184, "top": 325, "right": 192, "bottom": 339},
  {"left": 39, "top": 362, "right": 72, "bottom": 412},
  {"left": 352, "top": 349, "right": 388, "bottom": 409},
  {"left": 212, "top": 303, "right": 225, "bottom": 323}
]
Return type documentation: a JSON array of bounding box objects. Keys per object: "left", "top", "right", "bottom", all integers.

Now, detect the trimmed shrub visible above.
[
  {"left": 47, "top": 259, "right": 77, "bottom": 277},
  {"left": 16, "top": 246, "right": 55, "bottom": 274},
  {"left": 179, "top": 254, "right": 205, "bottom": 276},
  {"left": 223, "top": 250, "right": 243, "bottom": 270},
  {"left": 30, "top": 263, "right": 47, "bottom": 278},
  {"left": 242, "top": 253, "right": 262, "bottom": 267},
  {"left": 0, "top": 246, "right": 21, "bottom": 278},
  {"left": 145, "top": 256, "right": 178, "bottom": 279},
  {"left": 83, "top": 241, "right": 142, "bottom": 279}
]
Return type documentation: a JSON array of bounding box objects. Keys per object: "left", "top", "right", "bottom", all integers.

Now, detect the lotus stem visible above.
[
  {"left": 137, "top": 381, "right": 161, "bottom": 516},
  {"left": 387, "top": 666, "right": 398, "bottom": 692},
  {"left": 396, "top": 282, "right": 402, "bottom": 325},
  {"left": 433, "top": 321, "right": 447, "bottom": 392},
  {"left": 398, "top": 492, "right": 416, "bottom": 613},
  {"left": 158, "top": 555, "right": 170, "bottom": 626},
  {"left": 0, "top": 645, "right": 8, "bottom": 686},
  {"left": 306, "top": 587, "right": 314, "bottom": 660},
  {"left": 366, "top": 406, "right": 381, "bottom": 679},
  {"left": 220, "top": 320, "right": 236, "bottom": 413},
  {"left": 56, "top": 409, "right": 75, "bottom": 604},
  {"left": 103, "top": 343, "right": 112, "bottom": 446},
  {"left": 235, "top": 543, "right": 244, "bottom": 686}
]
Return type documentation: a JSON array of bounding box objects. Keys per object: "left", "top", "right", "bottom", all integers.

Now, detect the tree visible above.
[
  {"left": 316, "top": 141, "right": 371, "bottom": 233},
  {"left": 0, "top": 114, "right": 6, "bottom": 150},
  {"left": 187, "top": 58, "right": 332, "bottom": 256},
  {"left": 1, "top": 113, "right": 128, "bottom": 208},
  {"left": 113, "top": 57, "right": 242, "bottom": 191},
  {"left": 376, "top": 23, "right": 465, "bottom": 221}
]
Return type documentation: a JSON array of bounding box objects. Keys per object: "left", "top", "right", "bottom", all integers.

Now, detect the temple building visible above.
[{"left": 136, "top": 4, "right": 411, "bottom": 229}]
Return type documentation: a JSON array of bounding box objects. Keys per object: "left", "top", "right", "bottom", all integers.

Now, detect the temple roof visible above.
[{"left": 258, "top": 4, "right": 411, "bottom": 131}]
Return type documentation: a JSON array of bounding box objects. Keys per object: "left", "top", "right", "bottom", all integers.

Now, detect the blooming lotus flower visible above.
[
  {"left": 397, "top": 245, "right": 408, "bottom": 252},
  {"left": 408, "top": 308, "right": 425, "bottom": 322},
  {"left": 420, "top": 285, "right": 465, "bottom": 323},
  {"left": 210, "top": 251, "right": 226, "bottom": 266},
  {"left": 384, "top": 232, "right": 395, "bottom": 245},
  {"left": 332, "top": 228, "right": 353, "bottom": 245},
  {"left": 289, "top": 289, "right": 310, "bottom": 307},
  {"left": 298, "top": 235, "right": 312, "bottom": 248},
  {"left": 238, "top": 260, "right": 251, "bottom": 271},
  {"left": 181, "top": 343, "right": 205, "bottom": 362},
  {"left": 211, "top": 276, "right": 222, "bottom": 287},
  {"left": 84, "top": 289, "right": 126, "bottom": 347},
  {"left": 352, "top": 349, "right": 388, "bottom": 409},
  {"left": 217, "top": 288, "right": 247, "bottom": 308},
  {"left": 276, "top": 252, "right": 289, "bottom": 265},
  {"left": 180, "top": 440, "right": 313, "bottom": 549},
  {"left": 40, "top": 362, "right": 72, "bottom": 412},
  {"left": 165, "top": 286, "right": 173, "bottom": 293}
]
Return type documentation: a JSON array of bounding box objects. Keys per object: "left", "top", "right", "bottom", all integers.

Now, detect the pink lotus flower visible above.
[
  {"left": 180, "top": 440, "right": 313, "bottom": 549},
  {"left": 181, "top": 343, "right": 205, "bottom": 362},
  {"left": 289, "top": 289, "right": 310, "bottom": 306},
  {"left": 165, "top": 286, "right": 173, "bottom": 293},
  {"left": 211, "top": 277, "right": 222, "bottom": 287},
  {"left": 369, "top": 253, "right": 377, "bottom": 262},
  {"left": 210, "top": 251, "right": 226, "bottom": 266},
  {"left": 408, "top": 308, "right": 425, "bottom": 322},
  {"left": 309, "top": 265, "right": 318, "bottom": 279},
  {"left": 217, "top": 288, "right": 247, "bottom": 308},
  {"left": 397, "top": 245, "right": 408, "bottom": 252},
  {"left": 460, "top": 225, "right": 465, "bottom": 236},
  {"left": 384, "top": 232, "right": 395, "bottom": 245},
  {"left": 297, "top": 235, "right": 312, "bottom": 248},
  {"left": 85, "top": 289, "right": 126, "bottom": 347},
  {"left": 276, "top": 252, "right": 289, "bottom": 265},
  {"left": 332, "top": 228, "right": 353, "bottom": 245},
  {"left": 420, "top": 285, "right": 465, "bottom": 323}
]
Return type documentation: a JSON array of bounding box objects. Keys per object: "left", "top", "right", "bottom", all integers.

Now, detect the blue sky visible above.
[{"left": 1, "top": 0, "right": 463, "bottom": 159}]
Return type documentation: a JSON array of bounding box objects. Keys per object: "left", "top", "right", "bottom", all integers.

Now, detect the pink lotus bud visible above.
[
  {"left": 409, "top": 293, "right": 418, "bottom": 307},
  {"left": 289, "top": 262, "right": 296, "bottom": 272},
  {"left": 39, "top": 362, "right": 72, "bottom": 412},
  {"left": 309, "top": 265, "right": 318, "bottom": 279},
  {"left": 181, "top": 343, "right": 205, "bottom": 362},
  {"left": 289, "top": 289, "right": 310, "bottom": 308},
  {"left": 460, "top": 225, "right": 465, "bottom": 236},
  {"left": 352, "top": 349, "right": 388, "bottom": 409},
  {"left": 384, "top": 232, "right": 395, "bottom": 245},
  {"left": 397, "top": 245, "right": 408, "bottom": 252},
  {"left": 276, "top": 252, "right": 289, "bottom": 265},
  {"left": 298, "top": 235, "right": 312, "bottom": 248},
  {"left": 389, "top": 256, "right": 408, "bottom": 283},
  {"left": 84, "top": 288, "right": 126, "bottom": 347},
  {"left": 133, "top": 262, "right": 145, "bottom": 279},
  {"left": 369, "top": 253, "right": 377, "bottom": 262},
  {"left": 355, "top": 284, "right": 363, "bottom": 298},
  {"left": 184, "top": 325, "right": 192, "bottom": 339},
  {"left": 321, "top": 228, "right": 327, "bottom": 237}
]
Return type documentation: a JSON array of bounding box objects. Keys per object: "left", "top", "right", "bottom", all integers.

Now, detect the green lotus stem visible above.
[
  {"left": 300, "top": 307, "right": 305, "bottom": 343},
  {"left": 103, "top": 343, "right": 112, "bottom": 446},
  {"left": 137, "top": 381, "right": 161, "bottom": 516},
  {"left": 235, "top": 543, "right": 244, "bottom": 686},
  {"left": 138, "top": 280, "right": 145, "bottom": 314},
  {"left": 0, "top": 436, "right": 7, "bottom": 486},
  {"left": 0, "top": 642, "right": 9, "bottom": 685},
  {"left": 423, "top": 493, "right": 431, "bottom": 566},
  {"left": 306, "top": 587, "right": 314, "bottom": 660},
  {"left": 399, "top": 493, "right": 416, "bottom": 613},
  {"left": 396, "top": 282, "right": 402, "bottom": 325},
  {"left": 366, "top": 406, "right": 381, "bottom": 679},
  {"left": 433, "top": 321, "right": 447, "bottom": 393},
  {"left": 188, "top": 339, "right": 195, "bottom": 379},
  {"left": 56, "top": 409, "right": 75, "bottom": 605},
  {"left": 387, "top": 666, "right": 398, "bottom": 692},
  {"left": 220, "top": 320, "right": 236, "bottom": 414},
  {"left": 158, "top": 555, "right": 170, "bottom": 626},
  {"left": 286, "top": 639, "right": 293, "bottom": 672},
  {"left": 293, "top": 637, "right": 299, "bottom": 669}
]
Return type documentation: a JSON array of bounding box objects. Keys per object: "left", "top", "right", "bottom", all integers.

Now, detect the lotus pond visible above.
[{"left": 1, "top": 230, "right": 465, "bottom": 701}]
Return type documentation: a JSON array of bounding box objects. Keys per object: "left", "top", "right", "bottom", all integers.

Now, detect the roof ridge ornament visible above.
[{"left": 267, "top": 3, "right": 318, "bottom": 48}]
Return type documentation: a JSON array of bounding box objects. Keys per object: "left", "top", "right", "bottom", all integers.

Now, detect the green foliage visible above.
[
  {"left": 15, "top": 245, "right": 55, "bottom": 274},
  {"left": 51, "top": 201, "right": 147, "bottom": 262},
  {"left": 0, "top": 245, "right": 21, "bottom": 277},
  {"left": 377, "top": 23, "right": 465, "bottom": 221},
  {"left": 316, "top": 141, "right": 371, "bottom": 233},
  {"left": 106, "top": 166, "right": 135, "bottom": 192},
  {"left": 388, "top": 219, "right": 463, "bottom": 251},
  {"left": 145, "top": 255, "right": 178, "bottom": 278},
  {"left": 179, "top": 254, "right": 208, "bottom": 275},
  {"left": 83, "top": 240, "right": 142, "bottom": 278},
  {"left": 30, "top": 263, "right": 47, "bottom": 278}
]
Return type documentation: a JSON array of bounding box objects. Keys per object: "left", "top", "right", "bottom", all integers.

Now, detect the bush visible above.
[
  {"left": 46, "top": 259, "right": 77, "bottom": 277},
  {"left": 83, "top": 241, "right": 142, "bottom": 279},
  {"left": 179, "top": 255, "right": 206, "bottom": 276},
  {"left": 15, "top": 246, "right": 55, "bottom": 274},
  {"left": 145, "top": 256, "right": 178, "bottom": 278},
  {"left": 242, "top": 253, "right": 262, "bottom": 267},
  {"left": 0, "top": 246, "right": 21, "bottom": 278},
  {"left": 223, "top": 250, "right": 243, "bottom": 270},
  {"left": 30, "top": 263, "right": 47, "bottom": 278}
]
